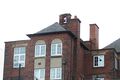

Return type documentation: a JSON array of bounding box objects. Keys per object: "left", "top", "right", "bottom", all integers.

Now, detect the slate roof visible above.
[
  {"left": 27, "top": 22, "right": 76, "bottom": 37},
  {"left": 105, "top": 38, "right": 120, "bottom": 52},
  {"left": 34, "top": 22, "right": 67, "bottom": 34}
]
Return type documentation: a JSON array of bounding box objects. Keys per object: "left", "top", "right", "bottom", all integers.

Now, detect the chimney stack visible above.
[
  {"left": 90, "top": 24, "right": 99, "bottom": 49},
  {"left": 68, "top": 16, "right": 81, "bottom": 38}
]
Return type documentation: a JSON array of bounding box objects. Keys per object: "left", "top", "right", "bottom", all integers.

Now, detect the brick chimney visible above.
[
  {"left": 89, "top": 24, "right": 99, "bottom": 49},
  {"left": 59, "top": 13, "right": 81, "bottom": 38}
]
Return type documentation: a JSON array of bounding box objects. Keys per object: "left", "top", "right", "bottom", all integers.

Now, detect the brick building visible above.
[{"left": 3, "top": 13, "right": 120, "bottom": 80}]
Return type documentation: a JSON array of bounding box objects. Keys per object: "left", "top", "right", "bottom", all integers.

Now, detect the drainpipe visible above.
[
  {"left": 62, "top": 58, "right": 66, "bottom": 80},
  {"left": 70, "top": 37, "right": 73, "bottom": 80},
  {"left": 18, "top": 64, "right": 21, "bottom": 80}
]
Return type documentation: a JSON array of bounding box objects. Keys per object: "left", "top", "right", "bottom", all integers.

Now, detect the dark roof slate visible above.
[
  {"left": 105, "top": 38, "right": 120, "bottom": 52},
  {"left": 27, "top": 22, "right": 77, "bottom": 38},
  {"left": 34, "top": 22, "right": 67, "bottom": 35}
]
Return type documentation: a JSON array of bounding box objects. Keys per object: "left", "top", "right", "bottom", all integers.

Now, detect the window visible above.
[
  {"left": 50, "top": 68, "right": 62, "bottom": 80},
  {"left": 34, "top": 69, "right": 45, "bottom": 80},
  {"left": 93, "top": 55, "right": 104, "bottom": 67},
  {"left": 93, "top": 78, "right": 104, "bottom": 80},
  {"left": 35, "top": 45, "right": 46, "bottom": 57},
  {"left": 51, "top": 39, "right": 62, "bottom": 56},
  {"left": 35, "top": 40, "right": 46, "bottom": 57},
  {"left": 13, "top": 47, "right": 26, "bottom": 68},
  {"left": 93, "top": 75, "right": 104, "bottom": 80}
]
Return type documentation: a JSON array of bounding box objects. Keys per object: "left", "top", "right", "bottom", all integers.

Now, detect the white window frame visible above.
[
  {"left": 13, "top": 47, "right": 26, "bottom": 68},
  {"left": 93, "top": 78, "right": 104, "bottom": 80},
  {"left": 35, "top": 44, "right": 46, "bottom": 57},
  {"left": 34, "top": 68, "right": 45, "bottom": 80},
  {"left": 93, "top": 55, "right": 104, "bottom": 67},
  {"left": 50, "top": 68, "right": 62, "bottom": 80},
  {"left": 51, "top": 43, "right": 62, "bottom": 56}
]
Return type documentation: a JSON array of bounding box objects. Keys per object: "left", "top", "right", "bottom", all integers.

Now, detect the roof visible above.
[
  {"left": 27, "top": 22, "right": 90, "bottom": 49},
  {"left": 27, "top": 22, "right": 76, "bottom": 38},
  {"left": 34, "top": 22, "right": 67, "bottom": 34},
  {"left": 104, "top": 38, "right": 120, "bottom": 52}
]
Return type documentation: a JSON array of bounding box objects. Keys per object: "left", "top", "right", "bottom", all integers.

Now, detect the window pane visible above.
[
  {"left": 40, "top": 69, "right": 45, "bottom": 79},
  {"left": 50, "top": 68, "right": 55, "bottom": 79},
  {"left": 14, "top": 56, "right": 19, "bottom": 62},
  {"left": 56, "top": 68, "right": 62, "bottom": 79},
  {"left": 98, "top": 55, "right": 104, "bottom": 67},
  {"left": 20, "top": 63, "right": 25, "bottom": 67},
  {"left": 14, "top": 48, "right": 19, "bottom": 54},
  {"left": 20, "top": 47, "right": 25, "bottom": 54},
  {"left": 34, "top": 69, "right": 40, "bottom": 80},
  {"left": 94, "top": 57, "right": 98, "bottom": 66},
  {"left": 51, "top": 44, "right": 56, "bottom": 55},
  {"left": 20, "top": 55, "right": 25, "bottom": 61},
  {"left": 57, "top": 43, "right": 62, "bottom": 54},
  {"left": 35, "top": 45, "right": 40, "bottom": 57},
  {"left": 14, "top": 63, "right": 19, "bottom": 68},
  {"left": 40, "top": 45, "right": 46, "bottom": 56}
]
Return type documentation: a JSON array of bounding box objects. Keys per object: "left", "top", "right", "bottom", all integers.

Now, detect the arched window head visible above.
[
  {"left": 51, "top": 39, "right": 62, "bottom": 56},
  {"left": 35, "top": 40, "right": 46, "bottom": 57}
]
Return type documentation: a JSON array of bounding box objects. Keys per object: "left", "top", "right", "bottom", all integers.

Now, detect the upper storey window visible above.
[
  {"left": 93, "top": 55, "right": 104, "bottom": 67},
  {"left": 13, "top": 47, "right": 26, "bottom": 68},
  {"left": 35, "top": 40, "right": 46, "bottom": 57},
  {"left": 51, "top": 39, "right": 62, "bottom": 56}
]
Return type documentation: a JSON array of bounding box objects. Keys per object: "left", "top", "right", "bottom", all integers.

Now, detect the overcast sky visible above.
[{"left": 0, "top": 0, "right": 120, "bottom": 79}]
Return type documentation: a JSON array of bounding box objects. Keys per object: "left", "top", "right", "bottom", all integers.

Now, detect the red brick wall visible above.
[
  {"left": 30, "top": 33, "right": 76, "bottom": 80},
  {"left": 84, "top": 50, "right": 114, "bottom": 79},
  {"left": 3, "top": 40, "right": 34, "bottom": 80},
  {"left": 4, "top": 33, "right": 79, "bottom": 80}
]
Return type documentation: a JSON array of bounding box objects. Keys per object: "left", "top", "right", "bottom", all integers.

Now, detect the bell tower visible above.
[{"left": 59, "top": 13, "right": 71, "bottom": 25}]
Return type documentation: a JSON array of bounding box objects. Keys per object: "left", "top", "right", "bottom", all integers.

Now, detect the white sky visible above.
[{"left": 0, "top": 0, "right": 120, "bottom": 79}]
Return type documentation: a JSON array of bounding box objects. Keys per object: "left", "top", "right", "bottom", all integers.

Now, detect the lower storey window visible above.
[
  {"left": 93, "top": 75, "right": 104, "bottom": 80},
  {"left": 34, "top": 68, "right": 45, "bottom": 80},
  {"left": 93, "top": 78, "right": 104, "bottom": 80},
  {"left": 50, "top": 68, "right": 62, "bottom": 80}
]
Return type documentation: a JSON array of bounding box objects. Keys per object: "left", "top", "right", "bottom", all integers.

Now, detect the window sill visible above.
[
  {"left": 13, "top": 67, "right": 25, "bottom": 69},
  {"left": 34, "top": 56, "right": 46, "bottom": 59},
  {"left": 93, "top": 66, "right": 104, "bottom": 68},
  {"left": 51, "top": 55, "right": 62, "bottom": 58}
]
